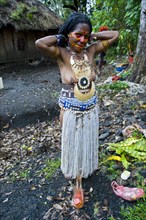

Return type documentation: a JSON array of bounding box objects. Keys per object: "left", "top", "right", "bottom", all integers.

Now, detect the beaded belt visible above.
[
  {"left": 61, "top": 89, "right": 74, "bottom": 98},
  {"left": 59, "top": 91, "right": 97, "bottom": 112},
  {"left": 60, "top": 88, "right": 95, "bottom": 99}
]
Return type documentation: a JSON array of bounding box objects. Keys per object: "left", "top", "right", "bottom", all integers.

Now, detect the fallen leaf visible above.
[{"left": 53, "top": 203, "right": 63, "bottom": 210}]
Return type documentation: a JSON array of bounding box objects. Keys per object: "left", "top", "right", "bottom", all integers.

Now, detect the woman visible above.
[{"left": 35, "top": 12, "right": 119, "bottom": 208}]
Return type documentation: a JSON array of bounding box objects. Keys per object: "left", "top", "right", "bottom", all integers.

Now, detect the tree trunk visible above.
[{"left": 130, "top": 0, "right": 146, "bottom": 85}]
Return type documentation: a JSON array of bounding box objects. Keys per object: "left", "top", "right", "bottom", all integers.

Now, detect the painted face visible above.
[{"left": 68, "top": 23, "right": 90, "bottom": 52}]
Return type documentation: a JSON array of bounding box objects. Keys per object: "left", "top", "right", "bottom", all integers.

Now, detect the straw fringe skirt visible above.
[{"left": 61, "top": 106, "right": 99, "bottom": 179}]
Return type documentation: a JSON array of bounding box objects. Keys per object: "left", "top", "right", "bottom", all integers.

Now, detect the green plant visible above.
[
  {"left": 120, "top": 69, "right": 132, "bottom": 79},
  {"left": 106, "top": 161, "right": 121, "bottom": 180},
  {"left": 26, "top": 6, "right": 38, "bottom": 21},
  {"left": 50, "top": 91, "right": 59, "bottom": 99},
  {"left": 96, "top": 81, "right": 129, "bottom": 95},
  {"left": 10, "top": 4, "right": 38, "bottom": 21},
  {"left": 109, "top": 81, "right": 129, "bottom": 91},
  {"left": 19, "top": 169, "right": 30, "bottom": 180},
  {"left": 131, "top": 131, "right": 144, "bottom": 139},
  {"left": 40, "top": 158, "right": 61, "bottom": 179},
  {"left": 9, "top": 168, "right": 30, "bottom": 182},
  {"left": 93, "top": 202, "right": 100, "bottom": 217},
  {"left": 10, "top": 3, "right": 27, "bottom": 20},
  {"left": 0, "top": 0, "right": 7, "bottom": 5},
  {"left": 120, "top": 201, "right": 146, "bottom": 220},
  {"left": 108, "top": 216, "right": 117, "bottom": 220},
  {"left": 91, "top": 0, "right": 140, "bottom": 55},
  {"left": 107, "top": 137, "right": 146, "bottom": 169},
  {"left": 134, "top": 172, "right": 146, "bottom": 189}
]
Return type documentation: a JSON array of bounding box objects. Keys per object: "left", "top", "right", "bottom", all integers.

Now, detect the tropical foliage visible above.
[
  {"left": 107, "top": 137, "right": 146, "bottom": 169},
  {"left": 40, "top": 0, "right": 141, "bottom": 55},
  {"left": 91, "top": 0, "right": 141, "bottom": 55}
]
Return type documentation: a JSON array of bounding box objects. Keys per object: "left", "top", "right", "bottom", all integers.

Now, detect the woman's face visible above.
[{"left": 68, "top": 23, "right": 90, "bottom": 53}]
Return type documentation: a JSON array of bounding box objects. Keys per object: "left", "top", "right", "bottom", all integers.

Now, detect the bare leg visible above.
[
  {"left": 73, "top": 175, "right": 84, "bottom": 208},
  {"left": 76, "top": 175, "right": 82, "bottom": 188}
]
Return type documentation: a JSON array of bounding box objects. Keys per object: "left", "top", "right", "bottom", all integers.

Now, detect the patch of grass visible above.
[
  {"left": 130, "top": 103, "right": 138, "bottom": 110},
  {"left": 120, "top": 201, "right": 146, "bottom": 220},
  {"left": 9, "top": 168, "right": 31, "bottom": 182},
  {"left": 50, "top": 91, "right": 59, "bottom": 99},
  {"left": 106, "top": 161, "right": 121, "bottom": 181},
  {"left": 98, "top": 151, "right": 121, "bottom": 180},
  {"left": 133, "top": 172, "right": 146, "bottom": 189},
  {"left": 97, "top": 81, "right": 129, "bottom": 94},
  {"left": 40, "top": 158, "right": 61, "bottom": 179}
]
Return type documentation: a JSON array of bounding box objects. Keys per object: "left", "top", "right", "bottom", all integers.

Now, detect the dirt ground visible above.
[
  {"left": 0, "top": 61, "right": 146, "bottom": 220},
  {"left": 0, "top": 61, "right": 61, "bottom": 130}
]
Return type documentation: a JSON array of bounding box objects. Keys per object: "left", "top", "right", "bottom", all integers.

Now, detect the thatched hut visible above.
[{"left": 0, "top": 0, "right": 63, "bottom": 64}]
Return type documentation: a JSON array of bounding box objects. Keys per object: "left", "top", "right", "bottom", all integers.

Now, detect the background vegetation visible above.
[{"left": 40, "top": 0, "right": 141, "bottom": 57}]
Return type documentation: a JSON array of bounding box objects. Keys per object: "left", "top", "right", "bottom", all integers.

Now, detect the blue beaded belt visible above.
[{"left": 59, "top": 92, "right": 97, "bottom": 112}]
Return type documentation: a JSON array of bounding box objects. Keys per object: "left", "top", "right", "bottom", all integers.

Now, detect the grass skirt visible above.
[{"left": 61, "top": 106, "right": 99, "bottom": 179}]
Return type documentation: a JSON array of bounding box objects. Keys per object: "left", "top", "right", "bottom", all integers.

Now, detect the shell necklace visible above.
[
  {"left": 68, "top": 47, "right": 96, "bottom": 101},
  {"left": 68, "top": 47, "right": 92, "bottom": 79}
]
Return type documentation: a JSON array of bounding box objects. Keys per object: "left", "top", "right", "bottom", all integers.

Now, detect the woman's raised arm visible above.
[{"left": 35, "top": 35, "right": 60, "bottom": 58}]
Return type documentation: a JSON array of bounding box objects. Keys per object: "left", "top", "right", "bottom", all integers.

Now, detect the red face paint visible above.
[
  {"left": 69, "top": 42, "right": 84, "bottom": 52},
  {"left": 68, "top": 25, "right": 90, "bottom": 52},
  {"left": 69, "top": 32, "right": 89, "bottom": 43}
]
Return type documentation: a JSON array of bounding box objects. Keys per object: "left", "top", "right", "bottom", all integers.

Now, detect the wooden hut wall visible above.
[
  {"left": 0, "top": 29, "right": 48, "bottom": 64},
  {"left": 27, "top": 31, "right": 38, "bottom": 60},
  {"left": 2, "top": 29, "right": 16, "bottom": 63},
  {"left": 0, "top": 31, "right": 7, "bottom": 63},
  {"left": 35, "top": 31, "right": 47, "bottom": 59},
  {"left": 13, "top": 31, "right": 28, "bottom": 62},
  {"left": 27, "top": 31, "right": 48, "bottom": 61},
  {"left": 0, "top": 28, "right": 59, "bottom": 65}
]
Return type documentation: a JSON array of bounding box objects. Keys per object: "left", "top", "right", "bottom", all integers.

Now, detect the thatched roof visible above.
[{"left": 0, "top": 0, "right": 63, "bottom": 31}]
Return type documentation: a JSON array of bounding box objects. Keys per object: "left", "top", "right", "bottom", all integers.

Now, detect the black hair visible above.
[{"left": 58, "top": 12, "right": 92, "bottom": 38}]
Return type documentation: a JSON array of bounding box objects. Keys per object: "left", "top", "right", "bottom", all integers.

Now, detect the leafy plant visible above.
[
  {"left": 10, "top": 3, "right": 27, "bottom": 20},
  {"left": 91, "top": 0, "right": 141, "bottom": 55},
  {"left": 108, "top": 81, "right": 129, "bottom": 91},
  {"left": 0, "top": 0, "right": 8, "bottom": 5},
  {"left": 10, "top": 4, "right": 38, "bottom": 21},
  {"left": 107, "top": 137, "right": 146, "bottom": 169},
  {"left": 106, "top": 161, "right": 121, "bottom": 180},
  {"left": 120, "top": 201, "right": 146, "bottom": 220},
  {"left": 96, "top": 81, "right": 129, "bottom": 94},
  {"left": 120, "top": 69, "right": 132, "bottom": 79}
]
